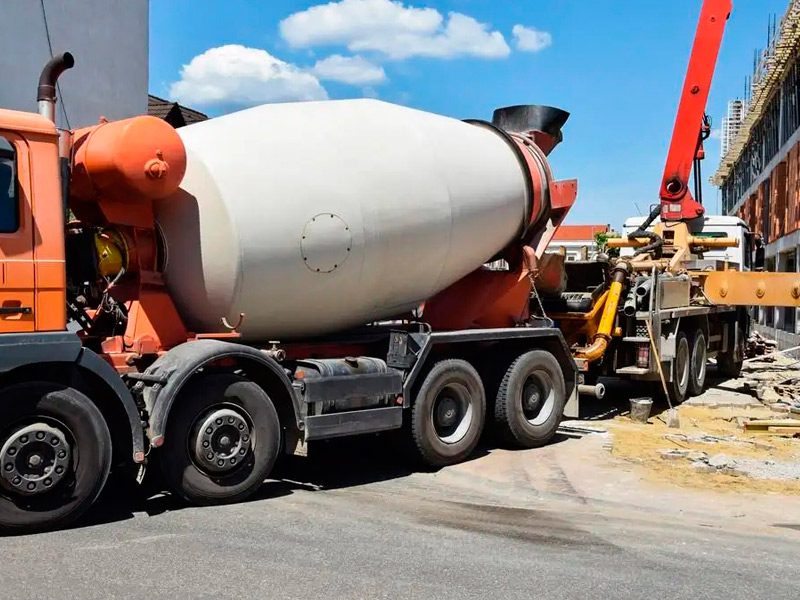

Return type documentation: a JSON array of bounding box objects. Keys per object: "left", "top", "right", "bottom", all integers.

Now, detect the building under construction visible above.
[{"left": 713, "top": 0, "right": 800, "bottom": 347}]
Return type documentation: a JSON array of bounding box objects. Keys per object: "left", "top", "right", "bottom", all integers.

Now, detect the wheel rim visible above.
[
  {"left": 676, "top": 338, "right": 690, "bottom": 393},
  {"left": 692, "top": 335, "right": 707, "bottom": 387},
  {"left": 431, "top": 383, "right": 473, "bottom": 444},
  {"left": 0, "top": 422, "right": 72, "bottom": 496},
  {"left": 521, "top": 372, "right": 555, "bottom": 426},
  {"left": 190, "top": 405, "right": 253, "bottom": 474}
]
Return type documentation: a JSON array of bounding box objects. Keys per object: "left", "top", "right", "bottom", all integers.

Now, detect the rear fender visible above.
[{"left": 140, "top": 340, "right": 300, "bottom": 447}]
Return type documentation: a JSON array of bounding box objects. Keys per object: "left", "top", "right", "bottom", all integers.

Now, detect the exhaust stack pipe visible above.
[{"left": 37, "top": 52, "right": 74, "bottom": 123}]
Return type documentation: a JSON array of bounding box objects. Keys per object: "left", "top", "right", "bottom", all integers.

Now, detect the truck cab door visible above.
[{"left": 0, "top": 133, "right": 35, "bottom": 332}]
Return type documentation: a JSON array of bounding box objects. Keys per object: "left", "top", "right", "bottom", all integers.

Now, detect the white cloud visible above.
[
  {"left": 512, "top": 25, "right": 552, "bottom": 53},
  {"left": 362, "top": 86, "right": 380, "bottom": 98},
  {"left": 280, "top": 0, "right": 510, "bottom": 60},
  {"left": 709, "top": 127, "right": 722, "bottom": 140},
  {"left": 169, "top": 44, "right": 328, "bottom": 110},
  {"left": 312, "top": 55, "right": 387, "bottom": 84}
]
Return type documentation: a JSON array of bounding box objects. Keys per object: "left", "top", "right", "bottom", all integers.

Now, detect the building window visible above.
[{"left": 0, "top": 136, "right": 19, "bottom": 233}]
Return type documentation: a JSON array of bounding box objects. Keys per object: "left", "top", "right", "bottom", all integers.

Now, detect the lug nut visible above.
[
  {"left": 237, "top": 423, "right": 245, "bottom": 430},
  {"left": 36, "top": 431, "right": 45, "bottom": 440},
  {"left": 58, "top": 450, "right": 66, "bottom": 459},
  {"left": 50, "top": 437, "right": 60, "bottom": 446},
  {"left": 230, "top": 458, "right": 236, "bottom": 465},
  {"left": 239, "top": 448, "right": 246, "bottom": 456},
  {"left": 206, "top": 452, "right": 214, "bottom": 460},
  {"left": 215, "top": 418, "right": 223, "bottom": 425},
  {"left": 4, "top": 464, "right": 12, "bottom": 471},
  {"left": 20, "top": 435, "right": 28, "bottom": 443},
  {"left": 7, "top": 447, "right": 16, "bottom": 456},
  {"left": 202, "top": 440, "right": 210, "bottom": 448},
  {"left": 217, "top": 459, "right": 224, "bottom": 467},
  {"left": 205, "top": 427, "right": 213, "bottom": 434},
  {"left": 27, "top": 482, "right": 36, "bottom": 491},
  {"left": 55, "top": 466, "right": 64, "bottom": 474},
  {"left": 12, "top": 476, "right": 21, "bottom": 485},
  {"left": 228, "top": 416, "right": 235, "bottom": 424},
  {"left": 44, "top": 478, "right": 52, "bottom": 486},
  {"left": 242, "top": 435, "right": 249, "bottom": 442}
]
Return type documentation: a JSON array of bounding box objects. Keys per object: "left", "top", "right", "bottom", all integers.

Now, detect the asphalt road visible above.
[{"left": 2, "top": 437, "right": 800, "bottom": 600}]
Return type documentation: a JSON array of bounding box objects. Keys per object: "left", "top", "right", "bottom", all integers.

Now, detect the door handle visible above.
[{"left": 0, "top": 306, "right": 32, "bottom": 315}]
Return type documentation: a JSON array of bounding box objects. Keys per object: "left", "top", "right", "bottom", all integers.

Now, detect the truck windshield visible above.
[{"left": 0, "top": 136, "right": 19, "bottom": 233}]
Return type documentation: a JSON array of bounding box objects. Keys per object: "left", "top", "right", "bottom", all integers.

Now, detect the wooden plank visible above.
[
  {"left": 744, "top": 419, "right": 800, "bottom": 430},
  {"left": 767, "top": 427, "right": 800, "bottom": 435}
]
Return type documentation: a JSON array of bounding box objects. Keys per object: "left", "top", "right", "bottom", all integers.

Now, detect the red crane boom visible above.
[{"left": 659, "top": 0, "right": 732, "bottom": 222}]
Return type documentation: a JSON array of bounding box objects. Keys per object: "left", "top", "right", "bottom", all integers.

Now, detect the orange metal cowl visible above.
[{"left": 71, "top": 115, "right": 186, "bottom": 203}]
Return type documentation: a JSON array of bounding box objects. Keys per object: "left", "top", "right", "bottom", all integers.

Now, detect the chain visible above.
[{"left": 527, "top": 271, "right": 554, "bottom": 327}]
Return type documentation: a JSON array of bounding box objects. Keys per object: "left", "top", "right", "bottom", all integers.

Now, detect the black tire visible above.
[
  {"left": 688, "top": 329, "right": 708, "bottom": 397},
  {"left": 0, "top": 382, "right": 112, "bottom": 534},
  {"left": 494, "top": 350, "right": 566, "bottom": 448},
  {"left": 160, "top": 374, "right": 280, "bottom": 505},
  {"left": 411, "top": 359, "right": 486, "bottom": 467},
  {"left": 666, "top": 331, "right": 690, "bottom": 405},
  {"left": 718, "top": 335, "right": 744, "bottom": 379}
]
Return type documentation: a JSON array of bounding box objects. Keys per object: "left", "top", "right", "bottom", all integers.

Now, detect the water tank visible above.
[{"left": 155, "top": 99, "right": 537, "bottom": 340}]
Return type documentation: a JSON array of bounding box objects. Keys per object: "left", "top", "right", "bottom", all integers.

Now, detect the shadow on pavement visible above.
[
  {"left": 72, "top": 430, "right": 495, "bottom": 532},
  {"left": 54, "top": 398, "right": 609, "bottom": 534}
]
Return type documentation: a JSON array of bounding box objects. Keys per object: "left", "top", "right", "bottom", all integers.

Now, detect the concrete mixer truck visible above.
[{"left": 0, "top": 53, "right": 579, "bottom": 532}]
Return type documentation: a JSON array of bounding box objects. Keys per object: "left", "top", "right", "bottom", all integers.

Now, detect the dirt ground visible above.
[
  {"left": 601, "top": 355, "right": 800, "bottom": 495},
  {"left": 607, "top": 404, "right": 800, "bottom": 494}
]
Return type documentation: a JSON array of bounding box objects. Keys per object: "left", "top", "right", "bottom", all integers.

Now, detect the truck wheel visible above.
[
  {"left": 688, "top": 329, "right": 707, "bottom": 397},
  {"left": 411, "top": 359, "right": 486, "bottom": 467},
  {"left": 494, "top": 350, "right": 566, "bottom": 448},
  {"left": 160, "top": 374, "right": 280, "bottom": 505},
  {"left": 0, "top": 382, "right": 112, "bottom": 533},
  {"left": 718, "top": 336, "right": 744, "bottom": 379},
  {"left": 666, "top": 331, "right": 690, "bottom": 404}
]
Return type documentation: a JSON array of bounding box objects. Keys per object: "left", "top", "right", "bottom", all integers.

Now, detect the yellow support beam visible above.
[
  {"left": 606, "top": 236, "right": 738, "bottom": 249},
  {"left": 695, "top": 270, "right": 800, "bottom": 306}
]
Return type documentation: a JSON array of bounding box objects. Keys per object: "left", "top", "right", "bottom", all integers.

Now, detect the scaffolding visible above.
[
  {"left": 721, "top": 99, "right": 745, "bottom": 157},
  {"left": 712, "top": 1, "right": 800, "bottom": 193}
]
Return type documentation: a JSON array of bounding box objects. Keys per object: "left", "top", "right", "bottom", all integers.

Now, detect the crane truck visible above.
[
  {"left": 0, "top": 54, "right": 580, "bottom": 532},
  {"left": 539, "top": 0, "right": 800, "bottom": 407}
]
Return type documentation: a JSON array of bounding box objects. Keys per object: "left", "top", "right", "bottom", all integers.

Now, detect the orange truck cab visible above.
[{"left": 0, "top": 109, "right": 65, "bottom": 334}]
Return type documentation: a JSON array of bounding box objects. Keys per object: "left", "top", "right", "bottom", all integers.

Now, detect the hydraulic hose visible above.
[
  {"left": 629, "top": 204, "right": 664, "bottom": 257},
  {"left": 574, "top": 262, "right": 631, "bottom": 362}
]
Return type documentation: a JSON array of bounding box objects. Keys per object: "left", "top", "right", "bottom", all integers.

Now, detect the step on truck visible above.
[{"left": 0, "top": 54, "right": 579, "bottom": 532}]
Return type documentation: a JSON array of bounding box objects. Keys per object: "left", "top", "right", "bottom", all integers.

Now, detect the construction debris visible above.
[
  {"left": 689, "top": 454, "right": 800, "bottom": 481},
  {"left": 745, "top": 331, "right": 778, "bottom": 359},
  {"left": 664, "top": 431, "right": 776, "bottom": 449},
  {"left": 608, "top": 402, "right": 800, "bottom": 494},
  {"left": 743, "top": 418, "right": 800, "bottom": 437}
]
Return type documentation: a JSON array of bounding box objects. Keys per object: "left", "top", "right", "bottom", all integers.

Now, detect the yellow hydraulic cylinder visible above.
[{"left": 574, "top": 263, "right": 629, "bottom": 362}]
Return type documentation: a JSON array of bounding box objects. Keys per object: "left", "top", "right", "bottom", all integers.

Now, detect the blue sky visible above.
[{"left": 150, "top": 0, "right": 789, "bottom": 229}]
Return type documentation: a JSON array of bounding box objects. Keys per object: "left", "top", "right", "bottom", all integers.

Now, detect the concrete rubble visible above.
[{"left": 745, "top": 331, "right": 778, "bottom": 358}]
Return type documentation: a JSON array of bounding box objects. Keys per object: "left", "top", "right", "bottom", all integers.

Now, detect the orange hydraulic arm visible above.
[{"left": 660, "top": 0, "right": 732, "bottom": 222}]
